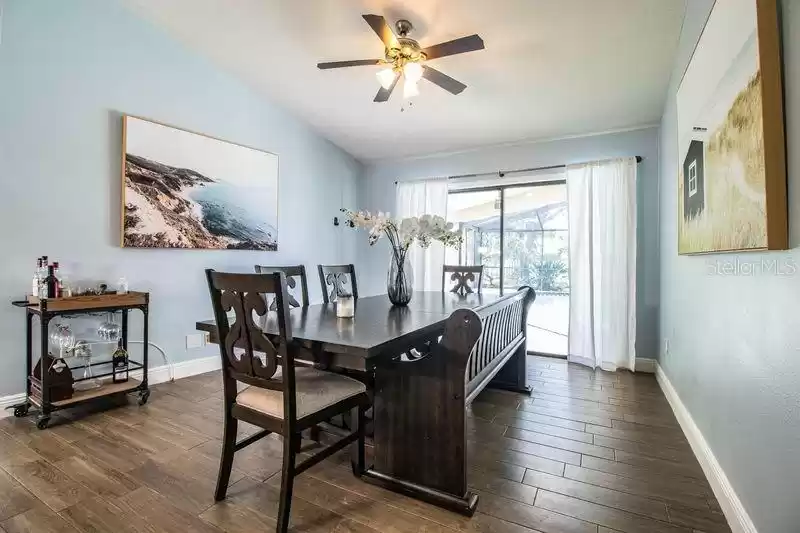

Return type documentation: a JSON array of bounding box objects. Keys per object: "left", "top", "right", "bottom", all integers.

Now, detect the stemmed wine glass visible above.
[
  {"left": 72, "top": 340, "right": 101, "bottom": 391},
  {"left": 97, "top": 312, "right": 121, "bottom": 342},
  {"left": 49, "top": 323, "right": 75, "bottom": 360},
  {"left": 48, "top": 323, "right": 75, "bottom": 378}
]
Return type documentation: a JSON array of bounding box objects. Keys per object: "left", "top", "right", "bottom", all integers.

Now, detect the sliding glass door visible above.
[
  {"left": 445, "top": 190, "right": 501, "bottom": 292},
  {"left": 502, "top": 184, "right": 569, "bottom": 356},
  {"left": 447, "top": 181, "right": 569, "bottom": 357}
]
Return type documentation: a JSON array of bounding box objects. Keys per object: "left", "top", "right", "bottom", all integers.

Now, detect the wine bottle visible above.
[
  {"left": 44, "top": 265, "right": 58, "bottom": 299},
  {"left": 112, "top": 339, "right": 129, "bottom": 383},
  {"left": 53, "top": 261, "right": 62, "bottom": 297}
]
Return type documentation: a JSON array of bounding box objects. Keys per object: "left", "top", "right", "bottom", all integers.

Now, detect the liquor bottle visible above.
[
  {"left": 112, "top": 339, "right": 129, "bottom": 383},
  {"left": 44, "top": 265, "right": 60, "bottom": 299},
  {"left": 38, "top": 257, "right": 48, "bottom": 298},
  {"left": 52, "top": 262, "right": 62, "bottom": 297},
  {"left": 31, "top": 258, "right": 42, "bottom": 297}
]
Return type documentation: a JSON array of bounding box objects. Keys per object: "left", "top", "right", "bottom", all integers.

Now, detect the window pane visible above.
[
  {"left": 446, "top": 190, "right": 501, "bottom": 290},
  {"left": 503, "top": 185, "right": 569, "bottom": 356}
]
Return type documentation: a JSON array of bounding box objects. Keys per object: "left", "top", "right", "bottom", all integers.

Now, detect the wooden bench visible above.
[{"left": 364, "top": 286, "right": 536, "bottom": 515}]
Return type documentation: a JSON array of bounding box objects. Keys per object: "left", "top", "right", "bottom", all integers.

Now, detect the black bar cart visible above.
[{"left": 10, "top": 292, "right": 150, "bottom": 429}]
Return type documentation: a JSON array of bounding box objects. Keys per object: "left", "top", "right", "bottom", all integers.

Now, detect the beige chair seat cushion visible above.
[{"left": 235, "top": 367, "right": 366, "bottom": 420}]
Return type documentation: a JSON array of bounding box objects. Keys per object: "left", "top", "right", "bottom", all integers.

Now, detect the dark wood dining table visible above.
[
  {"left": 197, "top": 291, "right": 503, "bottom": 370},
  {"left": 196, "top": 291, "right": 530, "bottom": 514}
]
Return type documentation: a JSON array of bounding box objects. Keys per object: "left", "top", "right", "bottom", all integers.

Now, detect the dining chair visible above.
[
  {"left": 254, "top": 265, "right": 309, "bottom": 308},
  {"left": 442, "top": 265, "right": 484, "bottom": 295},
  {"left": 318, "top": 264, "right": 359, "bottom": 303},
  {"left": 205, "top": 269, "right": 369, "bottom": 533}
]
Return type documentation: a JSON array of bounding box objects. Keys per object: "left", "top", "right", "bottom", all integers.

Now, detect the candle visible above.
[{"left": 336, "top": 296, "right": 355, "bottom": 318}]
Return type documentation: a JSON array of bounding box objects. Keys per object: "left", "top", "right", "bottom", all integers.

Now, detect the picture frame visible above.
[
  {"left": 121, "top": 115, "right": 279, "bottom": 250},
  {"left": 676, "top": 0, "right": 787, "bottom": 254}
]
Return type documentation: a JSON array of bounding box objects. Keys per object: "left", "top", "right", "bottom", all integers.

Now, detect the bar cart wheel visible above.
[
  {"left": 13, "top": 403, "right": 29, "bottom": 418},
  {"left": 36, "top": 415, "right": 50, "bottom": 430},
  {"left": 138, "top": 389, "right": 150, "bottom": 406}
]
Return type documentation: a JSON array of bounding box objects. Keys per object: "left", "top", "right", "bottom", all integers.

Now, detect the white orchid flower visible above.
[{"left": 342, "top": 208, "right": 463, "bottom": 251}]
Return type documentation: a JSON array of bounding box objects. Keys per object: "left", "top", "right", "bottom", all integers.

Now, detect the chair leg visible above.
[
  {"left": 215, "top": 411, "right": 238, "bottom": 501},
  {"left": 276, "top": 433, "right": 298, "bottom": 533},
  {"left": 350, "top": 404, "right": 366, "bottom": 476}
]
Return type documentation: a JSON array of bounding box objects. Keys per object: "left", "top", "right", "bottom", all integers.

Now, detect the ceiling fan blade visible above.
[
  {"left": 362, "top": 14, "right": 398, "bottom": 49},
  {"left": 317, "top": 59, "right": 382, "bottom": 69},
  {"left": 422, "top": 34, "right": 484, "bottom": 60},
  {"left": 422, "top": 65, "right": 467, "bottom": 95},
  {"left": 374, "top": 71, "right": 401, "bottom": 102}
]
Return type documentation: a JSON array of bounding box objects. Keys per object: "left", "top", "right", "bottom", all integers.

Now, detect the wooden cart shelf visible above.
[
  {"left": 52, "top": 378, "right": 142, "bottom": 407},
  {"left": 26, "top": 292, "right": 148, "bottom": 313}
]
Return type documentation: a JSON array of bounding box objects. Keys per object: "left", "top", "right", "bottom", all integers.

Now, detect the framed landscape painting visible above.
[
  {"left": 121, "top": 116, "right": 278, "bottom": 250},
  {"left": 677, "top": 0, "right": 786, "bottom": 254}
]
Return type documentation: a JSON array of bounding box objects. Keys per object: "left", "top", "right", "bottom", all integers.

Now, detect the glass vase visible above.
[{"left": 387, "top": 246, "right": 413, "bottom": 306}]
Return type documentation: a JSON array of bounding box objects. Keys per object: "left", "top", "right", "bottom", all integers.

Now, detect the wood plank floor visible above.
[{"left": 0, "top": 356, "right": 731, "bottom": 533}]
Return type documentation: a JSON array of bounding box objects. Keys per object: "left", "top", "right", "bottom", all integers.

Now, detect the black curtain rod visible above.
[
  {"left": 393, "top": 156, "right": 643, "bottom": 184},
  {"left": 445, "top": 156, "right": 643, "bottom": 181}
]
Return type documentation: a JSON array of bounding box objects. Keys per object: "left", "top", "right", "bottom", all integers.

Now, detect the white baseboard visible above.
[
  {"left": 130, "top": 355, "right": 221, "bottom": 385},
  {"left": 655, "top": 363, "right": 758, "bottom": 533},
  {"left": 0, "top": 393, "right": 27, "bottom": 418},
  {"left": 0, "top": 356, "right": 221, "bottom": 419},
  {"left": 635, "top": 358, "right": 657, "bottom": 373}
]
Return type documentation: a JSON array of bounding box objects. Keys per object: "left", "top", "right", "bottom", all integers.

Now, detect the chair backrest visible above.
[
  {"left": 205, "top": 269, "right": 299, "bottom": 420},
  {"left": 442, "top": 265, "right": 484, "bottom": 295},
  {"left": 318, "top": 264, "right": 359, "bottom": 303},
  {"left": 254, "top": 265, "right": 309, "bottom": 308}
]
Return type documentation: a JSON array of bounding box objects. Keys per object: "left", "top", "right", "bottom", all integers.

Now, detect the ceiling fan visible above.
[{"left": 317, "top": 15, "right": 485, "bottom": 102}]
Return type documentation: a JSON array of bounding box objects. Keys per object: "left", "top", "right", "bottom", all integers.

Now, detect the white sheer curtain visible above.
[
  {"left": 567, "top": 157, "right": 637, "bottom": 371},
  {"left": 395, "top": 179, "right": 449, "bottom": 291}
]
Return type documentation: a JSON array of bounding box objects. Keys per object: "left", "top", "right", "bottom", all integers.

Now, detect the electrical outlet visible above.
[
  {"left": 186, "top": 333, "right": 205, "bottom": 349},
  {"left": 663, "top": 338, "right": 670, "bottom": 356}
]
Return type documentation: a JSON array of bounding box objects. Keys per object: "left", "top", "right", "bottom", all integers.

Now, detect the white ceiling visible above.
[{"left": 125, "top": 0, "right": 685, "bottom": 162}]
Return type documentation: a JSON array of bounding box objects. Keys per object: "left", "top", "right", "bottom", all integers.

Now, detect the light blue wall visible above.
[
  {"left": 0, "top": 0, "right": 361, "bottom": 397},
  {"left": 659, "top": 1, "right": 800, "bottom": 532},
  {"left": 358, "top": 128, "right": 661, "bottom": 361}
]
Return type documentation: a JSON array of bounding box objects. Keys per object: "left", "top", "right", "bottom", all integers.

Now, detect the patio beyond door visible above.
[{"left": 446, "top": 182, "right": 569, "bottom": 357}]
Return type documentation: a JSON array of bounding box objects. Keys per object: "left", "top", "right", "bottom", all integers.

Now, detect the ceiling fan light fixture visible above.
[
  {"left": 403, "top": 62, "right": 423, "bottom": 83},
  {"left": 402, "top": 78, "right": 419, "bottom": 99},
  {"left": 318, "top": 14, "right": 484, "bottom": 103},
  {"left": 376, "top": 67, "right": 397, "bottom": 90}
]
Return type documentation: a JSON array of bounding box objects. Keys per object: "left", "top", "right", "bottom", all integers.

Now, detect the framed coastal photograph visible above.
[
  {"left": 676, "top": 0, "right": 786, "bottom": 254},
  {"left": 121, "top": 116, "right": 278, "bottom": 250}
]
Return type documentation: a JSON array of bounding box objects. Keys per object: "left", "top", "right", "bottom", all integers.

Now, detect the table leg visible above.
[
  {"left": 363, "top": 354, "right": 478, "bottom": 516},
  {"left": 488, "top": 343, "right": 531, "bottom": 394}
]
